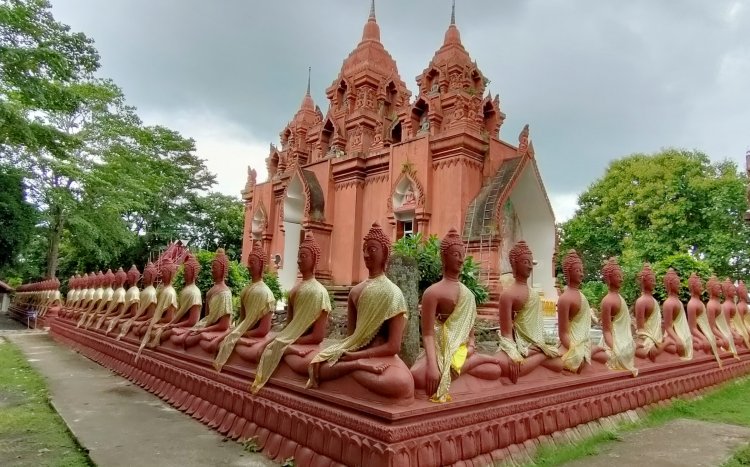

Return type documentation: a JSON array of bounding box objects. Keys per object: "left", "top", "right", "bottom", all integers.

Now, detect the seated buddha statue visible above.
[
  {"left": 135, "top": 260, "right": 179, "bottom": 356},
  {"left": 722, "top": 279, "right": 750, "bottom": 349},
  {"left": 83, "top": 269, "right": 116, "bottom": 329},
  {"left": 738, "top": 281, "right": 750, "bottom": 334},
  {"left": 707, "top": 275, "right": 738, "bottom": 358},
  {"left": 294, "top": 222, "right": 414, "bottom": 400},
  {"left": 206, "top": 243, "right": 276, "bottom": 372},
  {"left": 105, "top": 265, "right": 141, "bottom": 335},
  {"left": 599, "top": 258, "right": 638, "bottom": 376},
  {"left": 686, "top": 273, "right": 721, "bottom": 364},
  {"left": 75, "top": 272, "right": 101, "bottom": 323},
  {"left": 42, "top": 278, "right": 62, "bottom": 319},
  {"left": 243, "top": 232, "right": 331, "bottom": 394},
  {"left": 66, "top": 274, "right": 88, "bottom": 319},
  {"left": 117, "top": 262, "right": 159, "bottom": 340},
  {"left": 78, "top": 271, "right": 107, "bottom": 328},
  {"left": 145, "top": 254, "right": 203, "bottom": 347},
  {"left": 59, "top": 276, "right": 77, "bottom": 318},
  {"left": 556, "top": 250, "right": 608, "bottom": 373},
  {"left": 171, "top": 249, "right": 233, "bottom": 349},
  {"left": 411, "top": 229, "right": 503, "bottom": 402},
  {"left": 634, "top": 263, "right": 665, "bottom": 361},
  {"left": 496, "top": 240, "right": 562, "bottom": 383},
  {"left": 660, "top": 269, "right": 692, "bottom": 359},
  {"left": 94, "top": 268, "right": 128, "bottom": 330}
]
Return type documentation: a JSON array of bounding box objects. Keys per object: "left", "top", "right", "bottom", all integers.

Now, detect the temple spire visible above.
[
  {"left": 451, "top": 0, "right": 455, "bottom": 25},
  {"left": 306, "top": 66, "right": 311, "bottom": 96},
  {"left": 370, "top": 0, "right": 376, "bottom": 20},
  {"left": 361, "top": 0, "right": 381, "bottom": 41}
]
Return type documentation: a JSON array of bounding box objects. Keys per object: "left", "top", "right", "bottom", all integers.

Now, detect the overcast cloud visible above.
[{"left": 49, "top": 0, "right": 750, "bottom": 222}]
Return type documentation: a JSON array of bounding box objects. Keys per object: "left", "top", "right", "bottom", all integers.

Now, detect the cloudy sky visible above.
[{"left": 50, "top": 0, "right": 749, "bottom": 221}]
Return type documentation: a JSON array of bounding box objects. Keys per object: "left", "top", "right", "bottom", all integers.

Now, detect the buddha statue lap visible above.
[
  {"left": 556, "top": 250, "right": 608, "bottom": 373},
  {"left": 496, "top": 241, "right": 563, "bottom": 383},
  {"left": 105, "top": 265, "right": 141, "bottom": 335},
  {"left": 599, "top": 258, "right": 638, "bottom": 377},
  {"left": 117, "top": 262, "right": 158, "bottom": 340},
  {"left": 722, "top": 279, "right": 750, "bottom": 349},
  {"left": 687, "top": 273, "right": 721, "bottom": 364},
  {"left": 206, "top": 244, "right": 275, "bottom": 372},
  {"left": 634, "top": 264, "right": 665, "bottom": 361},
  {"left": 660, "top": 269, "right": 692, "bottom": 360},
  {"left": 171, "top": 249, "right": 233, "bottom": 349},
  {"left": 411, "top": 229, "right": 503, "bottom": 402},
  {"left": 707, "top": 276, "right": 738, "bottom": 358},
  {"left": 94, "top": 268, "right": 128, "bottom": 330}
]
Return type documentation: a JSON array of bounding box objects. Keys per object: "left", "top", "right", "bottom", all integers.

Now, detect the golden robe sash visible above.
[
  {"left": 498, "top": 287, "right": 559, "bottom": 363},
  {"left": 77, "top": 287, "right": 103, "bottom": 326},
  {"left": 193, "top": 288, "right": 232, "bottom": 329},
  {"left": 106, "top": 286, "right": 140, "bottom": 333},
  {"left": 599, "top": 295, "right": 638, "bottom": 376},
  {"left": 307, "top": 274, "right": 407, "bottom": 389},
  {"left": 251, "top": 278, "right": 331, "bottom": 394},
  {"left": 214, "top": 281, "right": 275, "bottom": 372},
  {"left": 695, "top": 303, "right": 722, "bottom": 365},
  {"left": 730, "top": 308, "right": 750, "bottom": 349},
  {"left": 117, "top": 285, "right": 158, "bottom": 340},
  {"left": 636, "top": 297, "right": 663, "bottom": 354},
  {"left": 136, "top": 285, "right": 178, "bottom": 355},
  {"left": 147, "top": 284, "right": 203, "bottom": 348},
  {"left": 715, "top": 309, "right": 738, "bottom": 358},
  {"left": 671, "top": 301, "right": 693, "bottom": 360},
  {"left": 561, "top": 290, "right": 593, "bottom": 372},
  {"left": 95, "top": 287, "right": 126, "bottom": 329},
  {"left": 84, "top": 287, "right": 114, "bottom": 328}
]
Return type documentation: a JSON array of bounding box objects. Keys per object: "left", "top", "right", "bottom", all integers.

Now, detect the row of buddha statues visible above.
[{"left": 14, "top": 224, "right": 750, "bottom": 403}]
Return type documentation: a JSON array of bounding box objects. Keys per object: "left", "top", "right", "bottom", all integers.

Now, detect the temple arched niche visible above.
[
  {"left": 251, "top": 204, "right": 267, "bottom": 242},
  {"left": 410, "top": 98, "right": 430, "bottom": 136},
  {"left": 320, "top": 118, "right": 334, "bottom": 157},
  {"left": 384, "top": 81, "right": 398, "bottom": 120},
  {"left": 336, "top": 79, "right": 349, "bottom": 110},
  {"left": 391, "top": 175, "right": 420, "bottom": 240},
  {"left": 280, "top": 173, "right": 305, "bottom": 290},
  {"left": 483, "top": 99, "right": 499, "bottom": 137},
  {"left": 267, "top": 147, "right": 280, "bottom": 178}
]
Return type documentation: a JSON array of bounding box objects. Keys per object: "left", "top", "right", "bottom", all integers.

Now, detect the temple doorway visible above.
[{"left": 280, "top": 175, "right": 304, "bottom": 291}]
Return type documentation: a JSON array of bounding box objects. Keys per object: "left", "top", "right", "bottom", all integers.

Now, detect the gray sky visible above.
[{"left": 50, "top": 0, "right": 750, "bottom": 221}]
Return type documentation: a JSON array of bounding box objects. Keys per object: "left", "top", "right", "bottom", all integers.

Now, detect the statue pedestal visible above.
[{"left": 51, "top": 317, "right": 750, "bottom": 467}]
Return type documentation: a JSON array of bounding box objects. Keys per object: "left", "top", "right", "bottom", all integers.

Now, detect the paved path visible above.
[
  {"left": 562, "top": 418, "right": 750, "bottom": 467},
  {"left": 0, "top": 310, "right": 30, "bottom": 333},
  {"left": 6, "top": 332, "right": 275, "bottom": 467}
]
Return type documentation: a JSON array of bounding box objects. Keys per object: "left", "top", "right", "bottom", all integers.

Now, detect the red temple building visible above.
[{"left": 241, "top": 2, "right": 558, "bottom": 307}]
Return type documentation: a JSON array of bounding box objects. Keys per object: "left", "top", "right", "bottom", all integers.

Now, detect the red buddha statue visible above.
[
  {"left": 686, "top": 273, "right": 721, "bottom": 364},
  {"left": 707, "top": 275, "right": 738, "bottom": 358},
  {"left": 171, "top": 249, "right": 233, "bottom": 349},
  {"left": 135, "top": 260, "right": 179, "bottom": 355},
  {"left": 660, "top": 269, "right": 692, "bottom": 359},
  {"left": 722, "top": 279, "right": 750, "bottom": 349},
  {"left": 739, "top": 281, "right": 750, "bottom": 336},
  {"left": 599, "top": 258, "right": 638, "bottom": 376},
  {"left": 205, "top": 243, "right": 276, "bottom": 373},
  {"left": 556, "top": 250, "right": 608, "bottom": 373},
  {"left": 84, "top": 269, "right": 116, "bottom": 329},
  {"left": 105, "top": 265, "right": 141, "bottom": 335},
  {"left": 496, "top": 240, "right": 562, "bottom": 383},
  {"left": 634, "top": 263, "right": 665, "bottom": 361},
  {"left": 94, "top": 268, "right": 128, "bottom": 330},
  {"left": 118, "top": 262, "right": 159, "bottom": 340},
  {"left": 412, "top": 228, "right": 503, "bottom": 402}
]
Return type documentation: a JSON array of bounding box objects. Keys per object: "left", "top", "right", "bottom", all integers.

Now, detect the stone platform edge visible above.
[{"left": 49, "top": 318, "right": 750, "bottom": 467}]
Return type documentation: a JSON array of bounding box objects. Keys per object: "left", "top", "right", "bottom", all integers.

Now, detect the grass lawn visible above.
[
  {"left": 530, "top": 376, "right": 750, "bottom": 466},
  {"left": 0, "top": 337, "right": 91, "bottom": 467}
]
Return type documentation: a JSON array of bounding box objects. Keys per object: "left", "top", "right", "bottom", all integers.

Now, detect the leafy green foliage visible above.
[
  {"left": 580, "top": 280, "right": 607, "bottom": 310},
  {"left": 173, "top": 250, "right": 249, "bottom": 302},
  {"left": 392, "top": 233, "right": 489, "bottom": 305},
  {"left": 185, "top": 192, "right": 244, "bottom": 262},
  {"left": 263, "top": 269, "right": 283, "bottom": 302},
  {"left": 0, "top": 165, "right": 37, "bottom": 272},
  {"left": 653, "top": 253, "right": 713, "bottom": 302}
]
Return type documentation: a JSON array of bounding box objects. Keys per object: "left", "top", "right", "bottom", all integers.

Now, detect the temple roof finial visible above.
[
  {"left": 361, "top": 0, "right": 381, "bottom": 41},
  {"left": 306, "top": 66, "right": 311, "bottom": 96},
  {"left": 370, "top": 0, "right": 376, "bottom": 20},
  {"left": 451, "top": 0, "right": 456, "bottom": 25}
]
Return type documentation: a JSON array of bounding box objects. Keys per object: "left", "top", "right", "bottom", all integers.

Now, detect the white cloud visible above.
[{"left": 550, "top": 192, "right": 580, "bottom": 223}]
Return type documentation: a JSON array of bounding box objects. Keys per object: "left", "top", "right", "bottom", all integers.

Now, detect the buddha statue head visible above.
[
  {"left": 362, "top": 222, "right": 391, "bottom": 277},
  {"left": 722, "top": 278, "right": 736, "bottom": 300},
  {"left": 248, "top": 242, "right": 268, "bottom": 280},
  {"left": 562, "top": 249, "right": 583, "bottom": 288},
  {"left": 183, "top": 254, "right": 200, "bottom": 285},
  {"left": 104, "top": 269, "right": 115, "bottom": 288},
  {"left": 95, "top": 271, "right": 105, "bottom": 288},
  {"left": 68, "top": 276, "right": 75, "bottom": 291},
  {"left": 440, "top": 228, "right": 465, "bottom": 277},
  {"left": 509, "top": 240, "right": 533, "bottom": 282},
  {"left": 143, "top": 262, "right": 158, "bottom": 286},
  {"left": 160, "top": 259, "right": 178, "bottom": 286},
  {"left": 739, "top": 281, "right": 748, "bottom": 302},
  {"left": 664, "top": 268, "right": 680, "bottom": 295},
  {"left": 706, "top": 275, "right": 722, "bottom": 299},
  {"left": 114, "top": 268, "right": 127, "bottom": 288},
  {"left": 602, "top": 257, "right": 623, "bottom": 290},
  {"left": 298, "top": 232, "right": 321, "bottom": 277},
  {"left": 212, "top": 248, "right": 229, "bottom": 284},
  {"left": 637, "top": 263, "right": 655, "bottom": 293},
  {"left": 126, "top": 265, "right": 141, "bottom": 288},
  {"left": 688, "top": 273, "right": 703, "bottom": 297}
]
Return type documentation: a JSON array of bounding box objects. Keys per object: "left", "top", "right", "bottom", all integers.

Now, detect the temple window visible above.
[
  {"left": 390, "top": 121, "right": 402, "bottom": 145},
  {"left": 396, "top": 219, "right": 415, "bottom": 239}
]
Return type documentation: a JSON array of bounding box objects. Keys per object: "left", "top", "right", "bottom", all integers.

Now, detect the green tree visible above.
[
  {"left": 185, "top": 193, "right": 244, "bottom": 262},
  {"left": 0, "top": 165, "right": 36, "bottom": 272}
]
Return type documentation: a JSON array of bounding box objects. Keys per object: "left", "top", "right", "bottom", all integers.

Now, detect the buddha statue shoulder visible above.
[
  {"left": 118, "top": 262, "right": 158, "bottom": 340},
  {"left": 136, "top": 260, "right": 180, "bottom": 357},
  {"left": 598, "top": 258, "right": 638, "bottom": 377}
]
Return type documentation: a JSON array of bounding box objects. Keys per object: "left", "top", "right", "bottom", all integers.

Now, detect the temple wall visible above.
[
  {"left": 357, "top": 173, "right": 391, "bottom": 281},
  {"left": 330, "top": 181, "right": 364, "bottom": 285}
]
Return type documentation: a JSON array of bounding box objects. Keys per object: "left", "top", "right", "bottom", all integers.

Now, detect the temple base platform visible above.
[{"left": 49, "top": 316, "right": 750, "bottom": 467}]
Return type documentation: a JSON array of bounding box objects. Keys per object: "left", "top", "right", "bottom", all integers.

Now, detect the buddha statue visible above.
[
  {"left": 75, "top": 272, "right": 100, "bottom": 323},
  {"left": 634, "top": 263, "right": 665, "bottom": 361},
  {"left": 146, "top": 254, "right": 203, "bottom": 347},
  {"left": 244, "top": 232, "right": 331, "bottom": 394},
  {"left": 556, "top": 250, "right": 608, "bottom": 373},
  {"left": 411, "top": 228, "right": 503, "bottom": 402},
  {"left": 117, "top": 262, "right": 158, "bottom": 340},
  {"left": 84, "top": 269, "right": 116, "bottom": 329},
  {"left": 496, "top": 240, "right": 562, "bottom": 383},
  {"left": 599, "top": 258, "right": 638, "bottom": 376},
  {"left": 207, "top": 244, "right": 276, "bottom": 372},
  {"left": 94, "top": 268, "right": 128, "bottom": 330},
  {"left": 60, "top": 276, "right": 77, "bottom": 318},
  {"left": 43, "top": 278, "right": 62, "bottom": 318},
  {"left": 739, "top": 281, "right": 750, "bottom": 333},
  {"left": 135, "top": 260, "right": 179, "bottom": 356},
  {"left": 171, "top": 249, "right": 233, "bottom": 349},
  {"left": 297, "top": 222, "right": 414, "bottom": 400},
  {"left": 707, "top": 275, "right": 738, "bottom": 358},
  {"left": 722, "top": 279, "right": 750, "bottom": 349},
  {"left": 78, "top": 271, "right": 106, "bottom": 327},
  {"left": 687, "top": 273, "right": 721, "bottom": 364},
  {"left": 66, "top": 274, "right": 87, "bottom": 318},
  {"left": 660, "top": 269, "right": 692, "bottom": 359},
  {"left": 105, "top": 265, "right": 141, "bottom": 335}
]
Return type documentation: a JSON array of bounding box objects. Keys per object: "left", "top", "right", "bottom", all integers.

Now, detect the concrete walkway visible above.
[{"left": 6, "top": 331, "right": 275, "bottom": 467}]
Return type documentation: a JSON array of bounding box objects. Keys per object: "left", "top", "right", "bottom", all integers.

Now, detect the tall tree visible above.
[
  {"left": 0, "top": 165, "right": 36, "bottom": 272},
  {"left": 185, "top": 192, "right": 244, "bottom": 261}
]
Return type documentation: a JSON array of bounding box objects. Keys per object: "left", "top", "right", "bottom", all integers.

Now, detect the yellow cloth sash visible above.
[
  {"left": 117, "top": 285, "right": 157, "bottom": 340},
  {"left": 106, "top": 286, "right": 140, "bottom": 333},
  {"left": 65, "top": 289, "right": 77, "bottom": 307},
  {"left": 498, "top": 286, "right": 559, "bottom": 363},
  {"left": 306, "top": 274, "right": 407, "bottom": 389},
  {"left": 561, "top": 290, "right": 593, "bottom": 372},
  {"left": 744, "top": 311, "right": 750, "bottom": 337},
  {"left": 599, "top": 295, "right": 638, "bottom": 376},
  {"left": 671, "top": 301, "right": 693, "bottom": 360},
  {"left": 430, "top": 282, "right": 475, "bottom": 403},
  {"left": 192, "top": 288, "right": 232, "bottom": 329},
  {"left": 251, "top": 278, "right": 331, "bottom": 393},
  {"left": 147, "top": 284, "right": 202, "bottom": 348},
  {"left": 77, "top": 287, "right": 103, "bottom": 325},
  {"left": 715, "top": 309, "right": 738, "bottom": 358},
  {"left": 695, "top": 303, "right": 722, "bottom": 366},
  {"left": 94, "top": 287, "right": 126, "bottom": 329},
  {"left": 136, "top": 285, "right": 178, "bottom": 355},
  {"left": 730, "top": 308, "right": 750, "bottom": 349},
  {"left": 214, "top": 281, "right": 275, "bottom": 372},
  {"left": 84, "top": 287, "right": 114, "bottom": 328},
  {"left": 636, "top": 297, "right": 663, "bottom": 354}
]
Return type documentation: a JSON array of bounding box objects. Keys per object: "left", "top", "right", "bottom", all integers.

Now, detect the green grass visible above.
[
  {"left": 529, "top": 376, "right": 750, "bottom": 466},
  {"left": 0, "top": 338, "right": 92, "bottom": 467}
]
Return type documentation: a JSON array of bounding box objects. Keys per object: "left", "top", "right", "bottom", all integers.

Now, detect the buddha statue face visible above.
[
  {"left": 363, "top": 239, "right": 386, "bottom": 272},
  {"left": 162, "top": 263, "right": 176, "bottom": 285},
  {"left": 127, "top": 266, "right": 140, "bottom": 288},
  {"left": 638, "top": 264, "right": 655, "bottom": 292},
  {"left": 722, "top": 279, "right": 736, "bottom": 299},
  {"left": 298, "top": 247, "right": 316, "bottom": 276},
  {"left": 739, "top": 282, "right": 748, "bottom": 301},
  {"left": 509, "top": 241, "right": 533, "bottom": 282},
  {"left": 664, "top": 270, "right": 680, "bottom": 294},
  {"left": 212, "top": 249, "right": 228, "bottom": 283},
  {"left": 562, "top": 250, "right": 583, "bottom": 288},
  {"left": 114, "top": 268, "right": 127, "bottom": 288},
  {"left": 440, "top": 228, "right": 465, "bottom": 277},
  {"left": 707, "top": 277, "right": 722, "bottom": 298},
  {"left": 183, "top": 258, "right": 199, "bottom": 285},
  {"left": 602, "top": 259, "right": 623, "bottom": 290},
  {"left": 248, "top": 254, "right": 264, "bottom": 279},
  {"left": 688, "top": 274, "right": 702, "bottom": 296}
]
